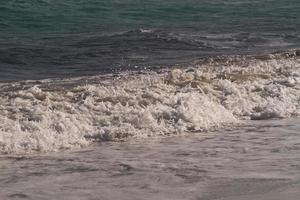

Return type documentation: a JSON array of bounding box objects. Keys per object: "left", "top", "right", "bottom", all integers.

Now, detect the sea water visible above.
[
  {"left": 0, "top": 119, "right": 300, "bottom": 199},
  {"left": 0, "top": 0, "right": 300, "bottom": 81},
  {"left": 0, "top": 0, "right": 300, "bottom": 199}
]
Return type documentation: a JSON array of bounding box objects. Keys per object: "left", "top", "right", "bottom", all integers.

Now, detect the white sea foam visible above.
[{"left": 0, "top": 53, "right": 299, "bottom": 154}]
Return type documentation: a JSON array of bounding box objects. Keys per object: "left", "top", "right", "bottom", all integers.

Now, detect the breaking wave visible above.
[{"left": 0, "top": 50, "right": 300, "bottom": 154}]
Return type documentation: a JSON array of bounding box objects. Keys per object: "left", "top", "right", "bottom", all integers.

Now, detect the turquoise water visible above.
[
  {"left": 0, "top": 0, "right": 300, "bottom": 80},
  {"left": 1, "top": 0, "right": 299, "bottom": 35}
]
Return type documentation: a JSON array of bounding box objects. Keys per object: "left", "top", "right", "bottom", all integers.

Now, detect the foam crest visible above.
[{"left": 0, "top": 54, "right": 299, "bottom": 154}]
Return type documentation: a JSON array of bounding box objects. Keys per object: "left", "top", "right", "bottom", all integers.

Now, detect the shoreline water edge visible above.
[{"left": 0, "top": 49, "right": 299, "bottom": 154}]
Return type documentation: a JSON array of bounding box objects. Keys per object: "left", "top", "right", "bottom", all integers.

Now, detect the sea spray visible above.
[{"left": 0, "top": 53, "right": 299, "bottom": 154}]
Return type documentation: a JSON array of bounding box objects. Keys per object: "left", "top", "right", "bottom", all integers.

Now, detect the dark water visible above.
[{"left": 1, "top": 0, "right": 300, "bottom": 81}]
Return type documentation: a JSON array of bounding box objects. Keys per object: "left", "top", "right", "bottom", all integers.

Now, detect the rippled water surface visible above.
[
  {"left": 1, "top": 0, "right": 300, "bottom": 81},
  {"left": 1, "top": 1, "right": 300, "bottom": 199},
  {"left": 1, "top": 119, "right": 300, "bottom": 200}
]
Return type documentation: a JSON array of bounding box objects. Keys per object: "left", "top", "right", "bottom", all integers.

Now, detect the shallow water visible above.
[
  {"left": 1, "top": 2, "right": 300, "bottom": 198},
  {"left": 1, "top": 118, "right": 300, "bottom": 200}
]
